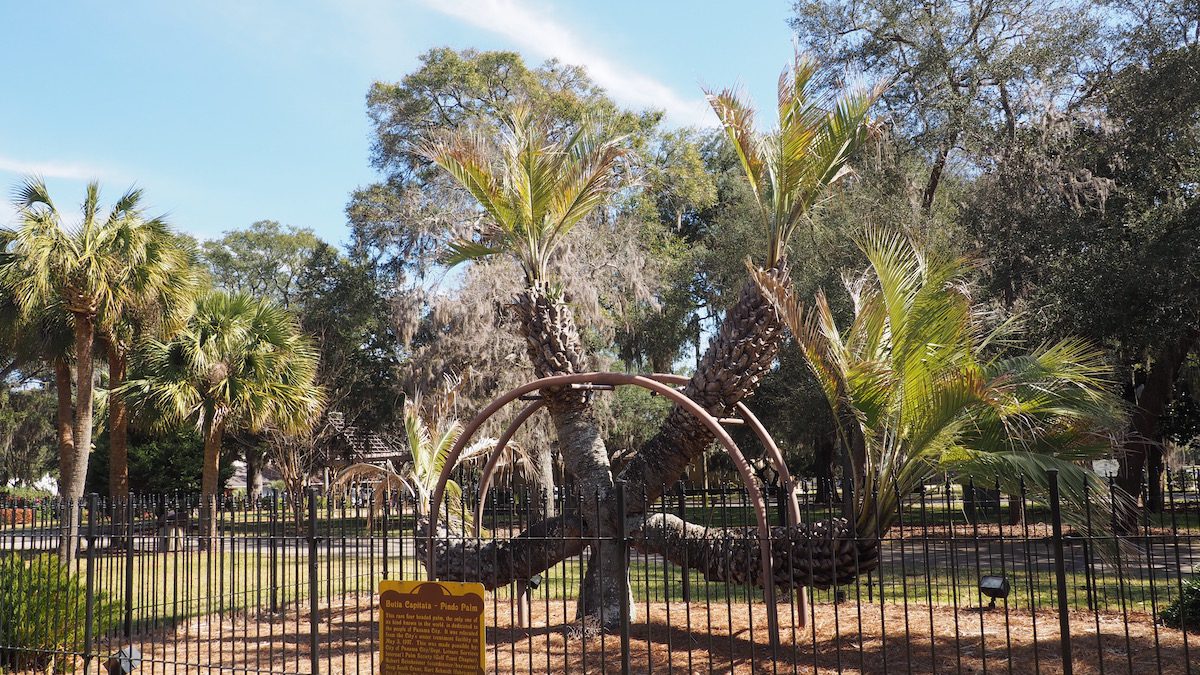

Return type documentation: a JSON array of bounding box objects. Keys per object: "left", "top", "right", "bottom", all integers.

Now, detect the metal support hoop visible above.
[{"left": 427, "top": 371, "right": 781, "bottom": 638}]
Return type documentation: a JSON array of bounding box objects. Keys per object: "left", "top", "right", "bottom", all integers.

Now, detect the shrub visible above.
[
  {"left": 0, "top": 554, "right": 118, "bottom": 671},
  {"left": 1160, "top": 576, "right": 1200, "bottom": 633}
]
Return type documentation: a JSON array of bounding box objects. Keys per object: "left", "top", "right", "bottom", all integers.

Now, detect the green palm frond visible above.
[
  {"left": 417, "top": 107, "right": 627, "bottom": 283},
  {"left": 119, "top": 290, "right": 323, "bottom": 439},
  {"left": 755, "top": 230, "right": 1128, "bottom": 537},
  {"left": 707, "top": 54, "right": 880, "bottom": 268}
]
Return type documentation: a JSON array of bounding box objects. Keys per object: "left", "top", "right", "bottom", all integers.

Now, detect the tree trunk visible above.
[
  {"left": 200, "top": 409, "right": 224, "bottom": 549},
  {"left": 511, "top": 283, "right": 627, "bottom": 628},
  {"left": 619, "top": 265, "right": 788, "bottom": 512},
  {"left": 244, "top": 444, "right": 265, "bottom": 502},
  {"left": 59, "top": 313, "right": 95, "bottom": 562},
  {"left": 1117, "top": 332, "right": 1197, "bottom": 513},
  {"left": 629, "top": 513, "right": 879, "bottom": 590},
  {"left": 528, "top": 444, "right": 556, "bottom": 521},
  {"left": 108, "top": 346, "right": 129, "bottom": 499},
  {"left": 921, "top": 144, "right": 952, "bottom": 212},
  {"left": 54, "top": 359, "right": 75, "bottom": 493}
]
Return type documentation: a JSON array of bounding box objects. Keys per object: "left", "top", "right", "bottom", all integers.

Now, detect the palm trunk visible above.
[
  {"left": 54, "top": 359, "right": 75, "bottom": 493},
  {"left": 629, "top": 513, "right": 879, "bottom": 590},
  {"left": 511, "top": 283, "right": 627, "bottom": 628},
  {"left": 199, "top": 408, "right": 224, "bottom": 549},
  {"left": 59, "top": 313, "right": 96, "bottom": 562},
  {"left": 618, "top": 265, "right": 788, "bottom": 511},
  {"left": 244, "top": 445, "right": 265, "bottom": 502},
  {"left": 108, "top": 346, "right": 130, "bottom": 498}
]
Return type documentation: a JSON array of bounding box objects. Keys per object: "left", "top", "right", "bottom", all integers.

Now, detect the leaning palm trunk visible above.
[
  {"left": 59, "top": 313, "right": 96, "bottom": 562},
  {"left": 629, "top": 514, "right": 879, "bottom": 591},
  {"left": 617, "top": 264, "right": 789, "bottom": 508}
]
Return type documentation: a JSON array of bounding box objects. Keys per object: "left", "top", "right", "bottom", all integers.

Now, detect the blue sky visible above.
[{"left": 0, "top": 1, "right": 795, "bottom": 245}]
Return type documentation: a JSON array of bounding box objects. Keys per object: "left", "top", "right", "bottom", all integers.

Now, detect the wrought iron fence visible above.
[{"left": 0, "top": 468, "right": 1197, "bottom": 673}]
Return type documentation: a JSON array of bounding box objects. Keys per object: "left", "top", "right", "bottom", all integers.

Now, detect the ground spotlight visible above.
[{"left": 979, "top": 575, "right": 1010, "bottom": 610}]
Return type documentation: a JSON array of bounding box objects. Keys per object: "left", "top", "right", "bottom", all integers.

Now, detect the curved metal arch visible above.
[
  {"left": 426, "top": 371, "right": 779, "bottom": 615},
  {"left": 469, "top": 374, "right": 802, "bottom": 533}
]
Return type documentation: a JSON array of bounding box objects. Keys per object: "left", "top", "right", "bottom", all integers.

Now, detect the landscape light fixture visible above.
[
  {"left": 528, "top": 573, "right": 542, "bottom": 590},
  {"left": 979, "top": 575, "right": 1010, "bottom": 609},
  {"left": 105, "top": 647, "right": 142, "bottom": 674}
]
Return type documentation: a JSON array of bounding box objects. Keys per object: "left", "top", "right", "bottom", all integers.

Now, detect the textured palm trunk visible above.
[
  {"left": 54, "top": 359, "right": 75, "bottom": 492},
  {"left": 108, "top": 346, "right": 130, "bottom": 498},
  {"left": 618, "top": 265, "right": 788, "bottom": 510},
  {"left": 511, "top": 283, "right": 627, "bottom": 628},
  {"left": 199, "top": 408, "right": 224, "bottom": 549},
  {"left": 59, "top": 314, "right": 96, "bottom": 562},
  {"left": 629, "top": 513, "right": 879, "bottom": 591}
]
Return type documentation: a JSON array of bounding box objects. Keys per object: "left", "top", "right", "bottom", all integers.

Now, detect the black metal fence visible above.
[{"left": 1, "top": 468, "right": 1197, "bottom": 674}]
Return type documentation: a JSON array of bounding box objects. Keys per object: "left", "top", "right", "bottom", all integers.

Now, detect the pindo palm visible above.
[
  {"left": 753, "top": 230, "right": 1128, "bottom": 569},
  {"left": 417, "top": 106, "right": 627, "bottom": 285}
]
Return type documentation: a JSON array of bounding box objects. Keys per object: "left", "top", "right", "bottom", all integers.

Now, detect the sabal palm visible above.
[
  {"left": 100, "top": 229, "right": 202, "bottom": 502},
  {"left": 755, "top": 230, "right": 1125, "bottom": 538},
  {"left": 1, "top": 177, "right": 187, "bottom": 558},
  {"left": 121, "top": 291, "right": 322, "bottom": 538}
]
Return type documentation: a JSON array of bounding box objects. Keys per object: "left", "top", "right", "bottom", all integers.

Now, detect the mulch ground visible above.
[{"left": 50, "top": 594, "right": 1196, "bottom": 673}]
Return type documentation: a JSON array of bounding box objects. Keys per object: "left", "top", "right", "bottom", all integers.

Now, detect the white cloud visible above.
[
  {"left": 0, "top": 155, "right": 111, "bottom": 181},
  {"left": 418, "top": 0, "right": 711, "bottom": 127}
]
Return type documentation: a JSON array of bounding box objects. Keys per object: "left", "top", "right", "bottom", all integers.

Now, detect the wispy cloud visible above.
[
  {"left": 0, "top": 155, "right": 112, "bottom": 181},
  {"left": 418, "top": 0, "right": 711, "bottom": 127}
]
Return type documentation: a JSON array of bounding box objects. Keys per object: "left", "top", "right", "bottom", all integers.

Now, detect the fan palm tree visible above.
[
  {"left": 419, "top": 107, "right": 631, "bottom": 624},
  {"left": 0, "top": 177, "right": 187, "bottom": 559},
  {"left": 120, "top": 291, "right": 323, "bottom": 542},
  {"left": 632, "top": 231, "right": 1127, "bottom": 590},
  {"left": 618, "top": 54, "right": 880, "bottom": 512},
  {"left": 98, "top": 228, "right": 202, "bottom": 503}
]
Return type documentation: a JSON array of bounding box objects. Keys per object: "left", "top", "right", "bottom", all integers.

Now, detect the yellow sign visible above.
[{"left": 378, "top": 579, "right": 486, "bottom": 675}]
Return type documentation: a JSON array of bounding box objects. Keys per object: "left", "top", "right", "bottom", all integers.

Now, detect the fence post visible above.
[
  {"left": 307, "top": 488, "right": 321, "bottom": 675},
  {"left": 1048, "top": 469, "right": 1073, "bottom": 675},
  {"left": 124, "top": 495, "right": 135, "bottom": 640},
  {"left": 83, "top": 494, "right": 98, "bottom": 673},
  {"left": 677, "top": 484, "right": 690, "bottom": 603},
  {"left": 616, "top": 481, "right": 631, "bottom": 675}
]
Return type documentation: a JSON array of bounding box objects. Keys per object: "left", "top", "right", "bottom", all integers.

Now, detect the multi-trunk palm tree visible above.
[
  {"left": 630, "top": 232, "right": 1126, "bottom": 590},
  {"left": 0, "top": 178, "right": 193, "bottom": 560},
  {"left": 419, "top": 106, "right": 630, "bottom": 625},
  {"left": 120, "top": 291, "right": 323, "bottom": 543},
  {"left": 420, "top": 59, "right": 880, "bottom": 625}
]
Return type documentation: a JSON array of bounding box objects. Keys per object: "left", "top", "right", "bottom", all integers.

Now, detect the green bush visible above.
[
  {"left": 0, "top": 554, "right": 118, "bottom": 670},
  {"left": 1161, "top": 576, "right": 1200, "bottom": 633}
]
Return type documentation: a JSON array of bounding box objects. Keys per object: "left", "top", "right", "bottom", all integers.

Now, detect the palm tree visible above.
[
  {"left": 617, "top": 54, "right": 880, "bottom": 513},
  {"left": 335, "top": 389, "right": 495, "bottom": 525},
  {"left": 631, "top": 231, "right": 1127, "bottom": 590},
  {"left": 98, "top": 228, "right": 202, "bottom": 504},
  {"left": 120, "top": 291, "right": 323, "bottom": 542},
  {"left": 418, "top": 107, "right": 630, "bottom": 625},
  {"left": 0, "top": 177, "right": 186, "bottom": 559}
]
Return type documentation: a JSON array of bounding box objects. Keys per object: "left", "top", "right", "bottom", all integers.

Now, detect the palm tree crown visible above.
[
  {"left": 417, "top": 107, "right": 628, "bottom": 284},
  {"left": 124, "top": 291, "right": 322, "bottom": 437},
  {"left": 707, "top": 54, "right": 879, "bottom": 268}
]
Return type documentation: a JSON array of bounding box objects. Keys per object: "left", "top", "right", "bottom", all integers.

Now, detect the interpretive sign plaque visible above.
[{"left": 379, "top": 579, "right": 486, "bottom": 674}]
